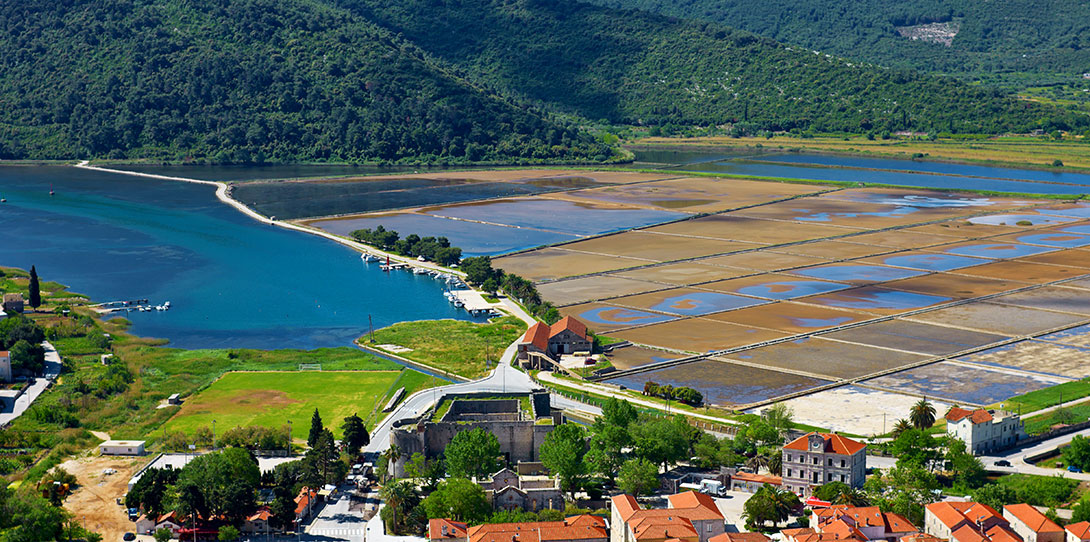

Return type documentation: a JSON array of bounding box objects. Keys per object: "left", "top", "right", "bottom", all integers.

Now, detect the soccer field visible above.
[{"left": 160, "top": 369, "right": 435, "bottom": 440}]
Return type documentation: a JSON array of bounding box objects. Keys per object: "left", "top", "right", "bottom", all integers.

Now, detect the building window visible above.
[{"left": 840, "top": 459, "right": 846, "bottom": 468}]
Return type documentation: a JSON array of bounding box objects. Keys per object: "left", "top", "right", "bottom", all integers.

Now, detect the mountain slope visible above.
[
  {"left": 334, "top": 0, "right": 1086, "bottom": 135},
  {"left": 0, "top": 0, "right": 612, "bottom": 162},
  {"left": 585, "top": 0, "right": 1090, "bottom": 85}
]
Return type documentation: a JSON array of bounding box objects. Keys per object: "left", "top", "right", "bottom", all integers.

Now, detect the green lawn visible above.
[
  {"left": 369, "top": 317, "right": 527, "bottom": 379},
  {"left": 1025, "top": 403, "right": 1090, "bottom": 435},
  {"left": 160, "top": 370, "right": 430, "bottom": 440},
  {"left": 1001, "top": 379, "right": 1090, "bottom": 414}
]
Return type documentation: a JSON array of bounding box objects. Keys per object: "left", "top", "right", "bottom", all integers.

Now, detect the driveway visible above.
[{"left": 0, "top": 341, "right": 61, "bottom": 427}]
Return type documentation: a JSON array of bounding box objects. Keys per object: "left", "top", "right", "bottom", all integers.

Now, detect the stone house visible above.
[
  {"left": 611, "top": 491, "right": 725, "bottom": 542},
  {"left": 1004, "top": 504, "right": 1064, "bottom": 542},
  {"left": 2, "top": 293, "right": 23, "bottom": 315},
  {"left": 924, "top": 501, "right": 1021, "bottom": 542},
  {"left": 1066, "top": 522, "right": 1090, "bottom": 542},
  {"left": 781, "top": 432, "right": 866, "bottom": 496},
  {"left": 477, "top": 467, "right": 563, "bottom": 512},
  {"left": 467, "top": 515, "right": 607, "bottom": 542},
  {"left": 810, "top": 505, "right": 918, "bottom": 542},
  {"left": 517, "top": 316, "right": 592, "bottom": 365},
  {"left": 946, "top": 407, "right": 1025, "bottom": 455}
]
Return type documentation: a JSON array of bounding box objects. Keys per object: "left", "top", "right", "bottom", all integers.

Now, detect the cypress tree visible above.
[
  {"left": 28, "top": 265, "right": 41, "bottom": 308},
  {"left": 308, "top": 408, "right": 324, "bottom": 448}
]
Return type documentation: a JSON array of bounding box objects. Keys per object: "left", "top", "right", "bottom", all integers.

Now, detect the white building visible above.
[
  {"left": 0, "top": 350, "right": 10, "bottom": 383},
  {"left": 99, "top": 440, "right": 146, "bottom": 456},
  {"left": 1004, "top": 504, "right": 1064, "bottom": 542},
  {"left": 945, "top": 407, "right": 1025, "bottom": 455},
  {"left": 781, "top": 432, "right": 867, "bottom": 496},
  {"left": 1066, "top": 521, "right": 1090, "bottom": 542}
]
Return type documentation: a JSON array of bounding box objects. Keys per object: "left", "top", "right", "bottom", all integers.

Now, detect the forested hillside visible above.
[
  {"left": 336, "top": 0, "right": 1087, "bottom": 135},
  {"left": 0, "top": 0, "right": 613, "bottom": 163},
  {"left": 587, "top": 0, "right": 1090, "bottom": 85},
  {"left": 0, "top": 0, "right": 1086, "bottom": 163}
]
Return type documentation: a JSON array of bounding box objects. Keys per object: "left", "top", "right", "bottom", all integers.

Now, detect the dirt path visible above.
[{"left": 59, "top": 454, "right": 144, "bottom": 539}]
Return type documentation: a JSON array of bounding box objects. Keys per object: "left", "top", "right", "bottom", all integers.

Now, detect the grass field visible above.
[
  {"left": 1025, "top": 403, "right": 1090, "bottom": 435},
  {"left": 633, "top": 134, "right": 1090, "bottom": 170},
  {"left": 999, "top": 378, "right": 1090, "bottom": 414},
  {"left": 369, "top": 316, "right": 527, "bottom": 379},
  {"left": 160, "top": 369, "right": 436, "bottom": 440}
]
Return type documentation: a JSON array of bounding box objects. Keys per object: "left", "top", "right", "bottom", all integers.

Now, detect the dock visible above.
[{"left": 449, "top": 289, "right": 498, "bottom": 314}]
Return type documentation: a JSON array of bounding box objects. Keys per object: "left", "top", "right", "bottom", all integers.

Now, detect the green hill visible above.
[
  {"left": 338, "top": 0, "right": 1087, "bottom": 135},
  {"left": 586, "top": 0, "right": 1090, "bottom": 87},
  {"left": 0, "top": 0, "right": 613, "bottom": 163}
]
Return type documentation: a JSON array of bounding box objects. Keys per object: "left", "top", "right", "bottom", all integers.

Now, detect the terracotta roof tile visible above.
[
  {"left": 1004, "top": 504, "right": 1063, "bottom": 534},
  {"left": 550, "top": 316, "right": 587, "bottom": 340},
  {"left": 430, "top": 519, "right": 469, "bottom": 540},
  {"left": 946, "top": 408, "right": 994, "bottom": 424},
  {"left": 731, "top": 472, "right": 782, "bottom": 485},
  {"left": 1066, "top": 521, "right": 1090, "bottom": 540},
  {"left": 522, "top": 322, "right": 551, "bottom": 352},
  {"left": 710, "top": 533, "right": 771, "bottom": 542},
  {"left": 783, "top": 432, "right": 866, "bottom": 455},
  {"left": 668, "top": 491, "right": 725, "bottom": 520}
]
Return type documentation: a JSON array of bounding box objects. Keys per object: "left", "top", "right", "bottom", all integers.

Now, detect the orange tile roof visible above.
[
  {"left": 467, "top": 516, "right": 606, "bottom": 542},
  {"left": 783, "top": 432, "right": 866, "bottom": 455},
  {"left": 882, "top": 512, "right": 917, "bottom": 533},
  {"left": 945, "top": 408, "right": 993, "bottom": 424},
  {"left": 247, "top": 509, "right": 272, "bottom": 522},
  {"left": 710, "top": 533, "right": 771, "bottom": 542},
  {"left": 731, "top": 472, "right": 782, "bottom": 485},
  {"left": 430, "top": 519, "right": 469, "bottom": 540},
  {"left": 1004, "top": 504, "right": 1062, "bottom": 534},
  {"left": 1067, "top": 522, "right": 1090, "bottom": 540},
  {"left": 824, "top": 519, "right": 867, "bottom": 541},
  {"left": 900, "top": 534, "right": 944, "bottom": 542},
  {"left": 522, "top": 322, "right": 551, "bottom": 352},
  {"left": 631, "top": 516, "right": 698, "bottom": 541},
  {"left": 984, "top": 526, "right": 1021, "bottom": 542},
  {"left": 950, "top": 525, "right": 987, "bottom": 542},
  {"left": 667, "top": 491, "right": 725, "bottom": 520},
  {"left": 612, "top": 494, "right": 641, "bottom": 522},
  {"left": 550, "top": 316, "right": 587, "bottom": 340}
]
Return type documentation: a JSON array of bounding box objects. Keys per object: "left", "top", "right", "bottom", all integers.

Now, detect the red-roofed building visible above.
[
  {"left": 294, "top": 486, "right": 318, "bottom": 524},
  {"left": 782, "top": 433, "right": 867, "bottom": 496},
  {"left": 1066, "top": 522, "right": 1090, "bottom": 542},
  {"left": 782, "top": 526, "right": 865, "bottom": 542},
  {"left": 945, "top": 408, "right": 1025, "bottom": 455},
  {"left": 924, "top": 502, "right": 1019, "bottom": 542},
  {"left": 517, "top": 316, "right": 591, "bottom": 364},
  {"left": 1004, "top": 504, "right": 1063, "bottom": 542},
  {"left": 243, "top": 508, "right": 273, "bottom": 535},
  {"left": 466, "top": 515, "right": 607, "bottom": 542},
  {"left": 901, "top": 534, "right": 946, "bottom": 542},
  {"left": 810, "top": 506, "right": 918, "bottom": 542},
  {"left": 710, "top": 533, "right": 771, "bottom": 542},
  {"left": 611, "top": 491, "right": 725, "bottom": 542},
  {"left": 729, "top": 472, "right": 782, "bottom": 493},
  {"left": 429, "top": 519, "right": 469, "bottom": 542}
]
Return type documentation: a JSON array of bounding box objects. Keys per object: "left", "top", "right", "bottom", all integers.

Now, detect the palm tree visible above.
[
  {"left": 910, "top": 398, "right": 937, "bottom": 429},
  {"left": 765, "top": 486, "right": 800, "bottom": 524},
  {"left": 382, "top": 442, "right": 401, "bottom": 482},
  {"left": 831, "top": 487, "right": 870, "bottom": 507},
  {"left": 379, "top": 480, "right": 415, "bottom": 534},
  {"left": 891, "top": 419, "right": 913, "bottom": 438}
]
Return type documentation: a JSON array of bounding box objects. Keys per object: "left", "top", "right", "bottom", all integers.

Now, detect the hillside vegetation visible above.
[
  {"left": 0, "top": 0, "right": 612, "bottom": 163},
  {"left": 341, "top": 0, "right": 1087, "bottom": 135},
  {"left": 0, "top": 0, "right": 1087, "bottom": 163},
  {"left": 588, "top": 0, "right": 1090, "bottom": 87}
]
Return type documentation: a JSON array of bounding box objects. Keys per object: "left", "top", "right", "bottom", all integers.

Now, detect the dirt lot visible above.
[
  {"left": 612, "top": 317, "right": 787, "bottom": 353},
  {"left": 990, "top": 286, "right": 1090, "bottom": 316},
  {"left": 559, "top": 231, "right": 762, "bottom": 261},
  {"left": 823, "top": 319, "right": 1009, "bottom": 356},
  {"left": 706, "top": 302, "right": 873, "bottom": 334},
  {"left": 494, "top": 248, "right": 649, "bottom": 281},
  {"left": 728, "top": 337, "right": 929, "bottom": 380},
  {"left": 537, "top": 275, "right": 665, "bottom": 306},
  {"left": 647, "top": 215, "right": 861, "bottom": 244},
  {"left": 906, "top": 301, "right": 1085, "bottom": 336},
  {"left": 958, "top": 260, "right": 1087, "bottom": 283},
  {"left": 759, "top": 385, "right": 952, "bottom": 436},
  {"left": 880, "top": 273, "right": 1027, "bottom": 299},
  {"left": 58, "top": 453, "right": 146, "bottom": 540},
  {"left": 562, "top": 177, "right": 821, "bottom": 213},
  {"left": 957, "top": 339, "right": 1090, "bottom": 379},
  {"left": 1023, "top": 248, "right": 1090, "bottom": 268},
  {"left": 699, "top": 251, "right": 830, "bottom": 272},
  {"left": 846, "top": 229, "right": 964, "bottom": 249},
  {"left": 770, "top": 240, "right": 896, "bottom": 260},
  {"left": 610, "top": 261, "right": 752, "bottom": 286}
]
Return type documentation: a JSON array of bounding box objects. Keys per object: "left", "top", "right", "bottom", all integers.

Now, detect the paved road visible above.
[
  {"left": 981, "top": 427, "right": 1090, "bottom": 480},
  {"left": 305, "top": 485, "right": 367, "bottom": 542},
  {"left": 0, "top": 341, "right": 62, "bottom": 427}
]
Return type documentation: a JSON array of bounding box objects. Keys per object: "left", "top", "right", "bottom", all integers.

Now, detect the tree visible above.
[
  {"left": 632, "top": 416, "right": 690, "bottom": 471},
  {"left": 422, "top": 477, "right": 491, "bottom": 523},
  {"left": 154, "top": 529, "right": 173, "bottom": 542},
  {"left": 1072, "top": 492, "right": 1090, "bottom": 523},
  {"left": 9, "top": 339, "right": 45, "bottom": 375},
  {"left": 972, "top": 483, "right": 1020, "bottom": 511},
  {"left": 380, "top": 480, "right": 422, "bottom": 535},
  {"left": 891, "top": 419, "right": 913, "bottom": 438},
  {"left": 126, "top": 468, "right": 179, "bottom": 518},
  {"left": 813, "top": 481, "right": 869, "bottom": 506},
  {"left": 445, "top": 428, "right": 502, "bottom": 479},
  {"left": 308, "top": 409, "right": 324, "bottom": 448},
  {"left": 341, "top": 414, "right": 370, "bottom": 453},
  {"left": 910, "top": 399, "right": 936, "bottom": 429},
  {"left": 302, "top": 429, "right": 346, "bottom": 486},
  {"left": 762, "top": 404, "right": 794, "bottom": 441},
  {"left": 404, "top": 452, "right": 445, "bottom": 492},
  {"left": 889, "top": 429, "right": 941, "bottom": 470},
  {"left": 174, "top": 447, "right": 259, "bottom": 524},
  {"left": 602, "top": 398, "right": 638, "bottom": 428},
  {"left": 946, "top": 439, "right": 985, "bottom": 490},
  {"left": 617, "top": 458, "right": 659, "bottom": 497},
  {"left": 744, "top": 486, "right": 799, "bottom": 529},
  {"left": 28, "top": 265, "right": 40, "bottom": 308},
  {"left": 864, "top": 463, "right": 939, "bottom": 525},
  {"left": 1063, "top": 436, "right": 1090, "bottom": 472},
  {"left": 218, "top": 526, "right": 240, "bottom": 541},
  {"left": 540, "top": 423, "right": 587, "bottom": 499}
]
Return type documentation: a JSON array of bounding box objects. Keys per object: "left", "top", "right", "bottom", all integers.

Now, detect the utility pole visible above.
[{"left": 212, "top": 419, "right": 216, "bottom": 450}]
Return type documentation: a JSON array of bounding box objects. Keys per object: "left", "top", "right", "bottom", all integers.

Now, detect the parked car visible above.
[
  {"left": 1069, "top": 465, "right": 1083, "bottom": 473},
  {"left": 123, "top": 533, "right": 136, "bottom": 541},
  {"left": 994, "top": 460, "right": 1012, "bottom": 467}
]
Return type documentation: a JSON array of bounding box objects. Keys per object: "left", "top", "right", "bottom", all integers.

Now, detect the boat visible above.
[
  {"left": 361, "top": 253, "right": 377, "bottom": 262},
  {"left": 453, "top": 300, "right": 464, "bottom": 308},
  {"left": 164, "top": 301, "right": 171, "bottom": 307},
  {"left": 49, "top": 183, "right": 54, "bottom": 196},
  {"left": 413, "top": 267, "right": 429, "bottom": 275}
]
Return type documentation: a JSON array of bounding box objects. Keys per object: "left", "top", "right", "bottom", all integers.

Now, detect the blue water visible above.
[
  {"left": 425, "top": 199, "right": 684, "bottom": 237},
  {"left": 942, "top": 242, "right": 1056, "bottom": 259},
  {"left": 312, "top": 213, "right": 579, "bottom": 256},
  {"left": 791, "top": 316, "right": 856, "bottom": 328},
  {"left": 735, "top": 279, "right": 850, "bottom": 299},
  {"left": 877, "top": 253, "right": 989, "bottom": 271},
  {"left": 810, "top": 287, "right": 951, "bottom": 310},
  {"left": 0, "top": 166, "right": 478, "bottom": 349},
  {"left": 577, "top": 306, "right": 676, "bottom": 326},
  {"left": 632, "top": 149, "right": 1090, "bottom": 195},
  {"left": 793, "top": 264, "right": 924, "bottom": 282},
  {"left": 1015, "top": 233, "right": 1090, "bottom": 248},
  {"left": 968, "top": 213, "right": 1075, "bottom": 226},
  {"left": 649, "top": 291, "right": 766, "bottom": 316}
]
